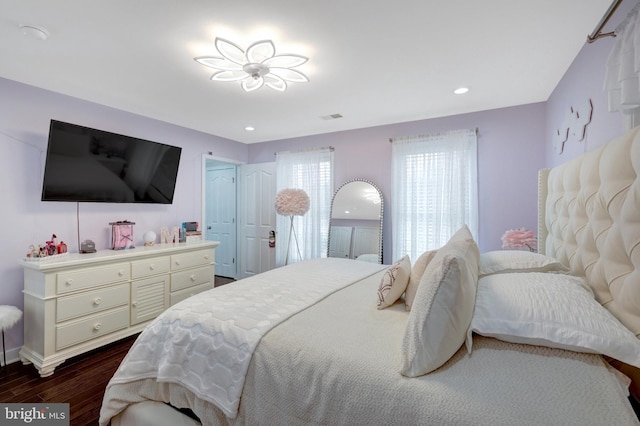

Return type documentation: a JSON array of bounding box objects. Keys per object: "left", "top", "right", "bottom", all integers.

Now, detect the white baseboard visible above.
[{"left": 1, "top": 346, "right": 22, "bottom": 366}]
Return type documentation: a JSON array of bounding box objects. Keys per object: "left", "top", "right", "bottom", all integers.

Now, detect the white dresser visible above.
[{"left": 19, "top": 240, "right": 219, "bottom": 377}]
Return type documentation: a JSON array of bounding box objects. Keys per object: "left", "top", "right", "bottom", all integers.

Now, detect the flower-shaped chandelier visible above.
[{"left": 194, "top": 38, "right": 309, "bottom": 92}]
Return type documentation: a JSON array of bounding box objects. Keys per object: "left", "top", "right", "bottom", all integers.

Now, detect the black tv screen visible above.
[{"left": 41, "top": 120, "right": 182, "bottom": 204}]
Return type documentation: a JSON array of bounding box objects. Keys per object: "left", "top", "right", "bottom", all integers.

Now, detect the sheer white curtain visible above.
[
  {"left": 605, "top": 2, "right": 640, "bottom": 124},
  {"left": 391, "top": 129, "right": 478, "bottom": 262},
  {"left": 275, "top": 147, "right": 334, "bottom": 266}
]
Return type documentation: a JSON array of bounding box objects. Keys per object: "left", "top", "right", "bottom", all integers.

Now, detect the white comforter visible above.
[
  {"left": 101, "top": 259, "right": 639, "bottom": 426},
  {"left": 100, "top": 258, "right": 385, "bottom": 423}
]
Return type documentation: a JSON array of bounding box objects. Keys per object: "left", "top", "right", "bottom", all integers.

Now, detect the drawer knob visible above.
[
  {"left": 93, "top": 297, "right": 102, "bottom": 306},
  {"left": 132, "top": 301, "right": 138, "bottom": 307},
  {"left": 149, "top": 264, "right": 155, "bottom": 270},
  {"left": 190, "top": 274, "right": 196, "bottom": 282},
  {"left": 66, "top": 279, "right": 73, "bottom": 286},
  {"left": 93, "top": 323, "right": 102, "bottom": 331},
  {"left": 204, "top": 255, "right": 209, "bottom": 260},
  {"left": 175, "top": 260, "right": 181, "bottom": 266},
  {"left": 118, "top": 270, "right": 124, "bottom": 276}
]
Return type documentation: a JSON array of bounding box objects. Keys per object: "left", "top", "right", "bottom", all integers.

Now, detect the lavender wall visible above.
[
  {"left": 545, "top": 0, "right": 637, "bottom": 165},
  {"left": 545, "top": 38, "right": 624, "bottom": 166},
  {"left": 249, "top": 102, "right": 547, "bottom": 263},
  {"left": 0, "top": 77, "right": 248, "bottom": 355}
]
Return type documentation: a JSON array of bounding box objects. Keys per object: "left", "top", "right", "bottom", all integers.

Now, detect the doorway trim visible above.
[{"left": 201, "top": 153, "right": 244, "bottom": 279}]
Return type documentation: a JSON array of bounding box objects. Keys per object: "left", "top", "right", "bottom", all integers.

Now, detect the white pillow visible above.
[
  {"left": 377, "top": 255, "right": 411, "bottom": 309},
  {"left": 400, "top": 225, "right": 479, "bottom": 377},
  {"left": 479, "top": 250, "right": 569, "bottom": 277},
  {"left": 467, "top": 272, "right": 640, "bottom": 368},
  {"left": 404, "top": 249, "right": 437, "bottom": 311}
]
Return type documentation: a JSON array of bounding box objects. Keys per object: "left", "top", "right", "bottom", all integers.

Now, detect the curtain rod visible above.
[
  {"left": 588, "top": 0, "right": 623, "bottom": 43},
  {"left": 274, "top": 146, "right": 334, "bottom": 156},
  {"left": 388, "top": 127, "right": 478, "bottom": 143}
]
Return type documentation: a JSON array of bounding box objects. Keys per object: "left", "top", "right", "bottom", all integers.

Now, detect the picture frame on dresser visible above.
[{"left": 18, "top": 240, "right": 219, "bottom": 377}]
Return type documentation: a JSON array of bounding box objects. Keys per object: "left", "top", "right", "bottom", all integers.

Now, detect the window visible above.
[
  {"left": 276, "top": 148, "right": 334, "bottom": 266},
  {"left": 391, "top": 129, "right": 478, "bottom": 261}
]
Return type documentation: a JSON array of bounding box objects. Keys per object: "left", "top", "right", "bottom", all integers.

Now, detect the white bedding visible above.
[
  {"left": 235, "top": 271, "right": 639, "bottom": 425},
  {"left": 100, "top": 258, "right": 385, "bottom": 424},
  {"left": 101, "top": 259, "right": 639, "bottom": 426}
]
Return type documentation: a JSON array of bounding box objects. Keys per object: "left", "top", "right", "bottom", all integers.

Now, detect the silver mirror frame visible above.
[{"left": 327, "top": 178, "right": 384, "bottom": 264}]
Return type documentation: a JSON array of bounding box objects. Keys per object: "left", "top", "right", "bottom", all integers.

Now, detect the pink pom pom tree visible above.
[
  {"left": 501, "top": 228, "right": 537, "bottom": 252},
  {"left": 275, "top": 188, "right": 310, "bottom": 216},
  {"left": 275, "top": 188, "right": 310, "bottom": 264}
]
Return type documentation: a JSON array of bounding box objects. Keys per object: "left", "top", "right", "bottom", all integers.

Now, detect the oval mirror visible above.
[{"left": 327, "top": 179, "right": 383, "bottom": 263}]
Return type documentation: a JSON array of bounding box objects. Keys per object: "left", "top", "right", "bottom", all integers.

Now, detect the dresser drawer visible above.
[
  {"left": 171, "top": 265, "right": 214, "bottom": 292},
  {"left": 56, "top": 283, "right": 129, "bottom": 322},
  {"left": 170, "top": 281, "right": 213, "bottom": 306},
  {"left": 171, "top": 249, "right": 214, "bottom": 271},
  {"left": 56, "top": 306, "right": 129, "bottom": 350},
  {"left": 131, "top": 256, "right": 170, "bottom": 279},
  {"left": 57, "top": 263, "right": 130, "bottom": 294}
]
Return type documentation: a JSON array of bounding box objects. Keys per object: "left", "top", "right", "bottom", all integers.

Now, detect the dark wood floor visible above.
[
  {"left": 0, "top": 334, "right": 137, "bottom": 425},
  {"left": 0, "top": 276, "right": 234, "bottom": 425}
]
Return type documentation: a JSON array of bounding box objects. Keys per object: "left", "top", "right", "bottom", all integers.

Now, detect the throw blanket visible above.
[{"left": 102, "top": 258, "right": 385, "bottom": 421}]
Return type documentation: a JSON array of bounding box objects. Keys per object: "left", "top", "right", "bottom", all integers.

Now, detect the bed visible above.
[{"left": 100, "top": 128, "right": 640, "bottom": 425}]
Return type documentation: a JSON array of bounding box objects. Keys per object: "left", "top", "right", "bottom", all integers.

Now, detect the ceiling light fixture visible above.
[
  {"left": 195, "top": 37, "right": 309, "bottom": 92},
  {"left": 245, "top": 126, "right": 255, "bottom": 131},
  {"left": 454, "top": 87, "right": 469, "bottom": 95}
]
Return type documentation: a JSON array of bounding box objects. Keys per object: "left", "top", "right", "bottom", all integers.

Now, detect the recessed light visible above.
[
  {"left": 454, "top": 87, "right": 469, "bottom": 95},
  {"left": 245, "top": 126, "right": 255, "bottom": 131},
  {"left": 20, "top": 25, "right": 49, "bottom": 41}
]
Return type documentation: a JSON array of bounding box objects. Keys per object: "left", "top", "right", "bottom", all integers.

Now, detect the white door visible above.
[
  {"left": 238, "top": 162, "right": 277, "bottom": 279},
  {"left": 206, "top": 164, "right": 237, "bottom": 278}
]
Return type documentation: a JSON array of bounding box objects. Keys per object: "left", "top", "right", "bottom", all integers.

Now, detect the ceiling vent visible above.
[{"left": 321, "top": 113, "right": 343, "bottom": 120}]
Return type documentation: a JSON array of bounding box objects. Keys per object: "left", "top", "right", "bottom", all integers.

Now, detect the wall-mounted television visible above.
[{"left": 41, "top": 120, "right": 182, "bottom": 204}]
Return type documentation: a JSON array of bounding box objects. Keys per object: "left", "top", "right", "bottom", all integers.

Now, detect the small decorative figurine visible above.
[
  {"left": 80, "top": 240, "right": 96, "bottom": 253},
  {"left": 45, "top": 234, "right": 57, "bottom": 255}
]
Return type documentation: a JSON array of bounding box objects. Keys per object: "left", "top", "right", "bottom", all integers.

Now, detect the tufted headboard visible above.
[{"left": 538, "top": 127, "right": 640, "bottom": 338}]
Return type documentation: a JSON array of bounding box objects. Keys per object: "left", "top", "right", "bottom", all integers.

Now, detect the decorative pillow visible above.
[
  {"left": 400, "top": 225, "right": 479, "bottom": 377},
  {"left": 404, "top": 249, "right": 438, "bottom": 311},
  {"left": 377, "top": 255, "right": 411, "bottom": 309},
  {"left": 479, "top": 250, "right": 569, "bottom": 277},
  {"left": 467, "top": 272, "right": 640, "bottom": 368}
]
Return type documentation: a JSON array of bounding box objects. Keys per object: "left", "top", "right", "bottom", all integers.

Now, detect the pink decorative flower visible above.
[
  {"left": 275, "top": 188, "right": 310, "bottom": 216},
  {"left": 501, "top": 228, "right": 537, "bottom": 251}
]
